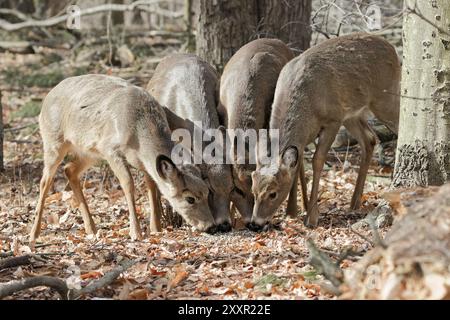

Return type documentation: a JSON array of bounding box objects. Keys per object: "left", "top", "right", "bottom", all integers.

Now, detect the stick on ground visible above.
[{"left": 0, "top": 259, "right": 137, "bottom": 300}]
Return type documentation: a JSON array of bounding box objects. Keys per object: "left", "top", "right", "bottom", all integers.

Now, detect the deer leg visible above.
[
  {"left": 30, "top": 148, "right": 65, "bottom": 244},
  {"left": 230, "top": 203, "right": 237, "bottom": 227},
  {"left": 344, "top": 118, "right": 377, "bottom": 210},
  {"left": 106, "top": 156, "right": 142, "bottom": 240},
  {"left": 304, "top": 124, "right": 340, "bottom": 228},
  {"left": 64, "top": 158, "right": 96, "bottom": 235},
  {"left": 143, "top": 172, "right": 162, "bottom": 233},
  {"left": 299, "top": 157, "right": 308, "bottom": 211},
  {"left": 286, "top": 167, "right": 299, "bottom": 217}
]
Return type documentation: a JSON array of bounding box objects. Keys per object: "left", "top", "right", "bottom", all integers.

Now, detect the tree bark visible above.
[
  {"left": 393, "top": 0, "right": 450, "bottom": 188},
  {"left": 0, "top": 90, "right": 3, "bottom": 172},
  {"left": 256, "top": 0, "right": 311, "bottom": 54},
  {"left": 196, "top": 0, "right": 256, "bottom": 73},
  {"left": 196, "top": 0, "right": 311, "bottom": 72},
  {"left": 342, "top": 185, "right": 450, "bottom": 300},
  {"left": 111, "top": 0, "right": 125, "bottom": 25}
]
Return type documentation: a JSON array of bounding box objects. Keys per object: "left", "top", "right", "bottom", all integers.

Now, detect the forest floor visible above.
[{"left": 1, "top": 29, "right": 402, "bottom": 300}]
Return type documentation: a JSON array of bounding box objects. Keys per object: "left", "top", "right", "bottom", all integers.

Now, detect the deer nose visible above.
[
  {"left": 205, "top": 225, "right": 218, "bottom": 234},
  {"left": 217, "top": 221, "right": 232, "bottom": 233},
  {"left": 246, "top": 222, "right": 264, "bottom": 232}
]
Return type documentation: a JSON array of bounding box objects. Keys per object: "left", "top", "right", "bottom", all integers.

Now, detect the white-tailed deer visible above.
[
  {"left": 30, "top": 74, "right": 216, "bottom": 243},
  {"left": 219, "top": 38, "right": 294, "bottom": 224},
  {"left": 250, "top": 33, "right": 401, "bottom": 230},
  {"left": 147, "top": 53, "right": 234, "bottom": 232}
]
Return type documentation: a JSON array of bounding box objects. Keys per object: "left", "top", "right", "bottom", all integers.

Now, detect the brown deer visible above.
[
  {"left": 219, "top": 38, "right": 294, "bottom": 224},
  {"left": 250, "top": 33, "right": 401, "bottom": 230},
  {"left": 30, "top": 74, "right": 216, "bottom": 243},
  {"left": 147, "top": 53, "right": 234, "bottom": 232}
]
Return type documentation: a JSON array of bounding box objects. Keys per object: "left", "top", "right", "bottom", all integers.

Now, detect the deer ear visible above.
[
  {"left": 156, "top": 155, "right": 179, "bottom": 181},
  {"left": 281, "top": 146, "right": 298, "bottom": 169}
]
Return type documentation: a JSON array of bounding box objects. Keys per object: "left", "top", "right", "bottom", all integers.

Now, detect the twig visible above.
[
  {"left": 367, "top": 215, "right": 388, "bottom": 249},
  {"left": 4, "top": 123, "right": 38, "bottom": 133},
  {"left": 0, "top": 40, "right": 71, "bottom": 52},
  {"left": 405, "top": 3, "right": 450, "bottom": 37},
  {"left": 106, "top": 10, "right": 113, "bottom": 66},
  {"left": 306, "top": 238, "right": 344, "bottom": 290},
  {"left": 349, "top": 226, "right": 374, "bottom": 246},
  {"left": 0, "top": 254, "right": 47, "bottom": 270},
  {"left": 0, "top": 1, "right": 183, "bottom": 31},
  {"left": 0, "top": 276, "right": 69, "bottom": 299},
  {"left": 0, "top": 90, "right": 3, "bottom": 172},
  {"left": 0, "top": 8, "right": 32, "bottom": 21},
  {"left": 0, "top": 243, "right": 58, "bottom": 258},
  {"left": 0, "top": 259, "right": 137, "bottom": 299},
  {"left": 68, "top": 259, "right": 137, "bottom": 299}
]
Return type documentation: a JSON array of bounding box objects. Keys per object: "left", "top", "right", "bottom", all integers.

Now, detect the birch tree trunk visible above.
[
  {"left": 196, "top": 0, "right": 311, "bottom": 72},
  {"left": 393, "top": 0, "right": 450, "bottom": 187},
  {"left": 0, "top": 91, "right": 3, "bottom": 172}
]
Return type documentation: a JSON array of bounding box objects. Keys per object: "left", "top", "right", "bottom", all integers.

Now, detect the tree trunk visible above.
[
  {"left": 393, "top": 0, "right": 450, "bottom": 188},
  {"left": 196, "top": 0, "right": 256, "bottom": 73},
  {"left": 256, "top": 0, "right": 311, "bottom": 54},
  {"left": 111, "top": 0, "right": 124, "bottom": 26},
  {"left": 196, "top": 0, "right": 311, "bottom": 72},
  {"left": 0, "top": 90, "right": 3, "bottom": 172},
  {"left": 342, "top": 184, "right": 450, "bottom": 299}
]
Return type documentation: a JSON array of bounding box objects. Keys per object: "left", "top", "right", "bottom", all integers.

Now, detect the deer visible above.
[
  {"left": 147, "top": 53, "right": 235, "bottom": 232},
  {"left": 249, "top": 33, "right": 401, "bottom": 230},
  {"left": 30, "top": 74, "right": 217, "bottom": 244},
  {"left": 219, "top": 38, "right": 295, "bottom": 225}
]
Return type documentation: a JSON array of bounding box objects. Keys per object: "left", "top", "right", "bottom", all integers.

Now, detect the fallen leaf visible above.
[
  {"left": 244, "top": 281, "right": 254, "bottom": 289},
  {"left": 128, "top": 288, "right": 149, "bottom": 300},
  {"left": 168, "top": 269, "right": 189, "bottom": 290},
  {"left": 81, "top": 271, "right": 103, "bottom": 280},
  {"left": 45, "top": 192, "right": 62, "bottom": 204}
]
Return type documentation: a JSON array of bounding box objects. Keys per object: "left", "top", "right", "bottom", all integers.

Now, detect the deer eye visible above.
[
  {"left": 269, "top": 192, "right": 277, "bottom": 200},
  {"left": 185, "top": 197, "right": 195, "bottom": 204}
]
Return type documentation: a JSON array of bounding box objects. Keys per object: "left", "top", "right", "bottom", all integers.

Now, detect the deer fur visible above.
[
  {"left": 251, "top": 33, "right": 401, "bottom": 229},
  {"left": 30, "top": 74, "right": 216, "bottom": 243},
  {"left": 219, "top": 38, "right": 294, "bottom": 223},
  {"left": 147, "top": 53, "right": 234, "bottom": 232}
]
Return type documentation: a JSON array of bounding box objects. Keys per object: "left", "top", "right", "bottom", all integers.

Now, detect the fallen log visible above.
[
  {"left": 341, "top": 184, "right": 450, "bottom": 299},
  {"left": 0, "top": 259, "right": 137, "bottom": 299},
  {"left": 0, "top": 254, "right": 46, "bottom": 270}
]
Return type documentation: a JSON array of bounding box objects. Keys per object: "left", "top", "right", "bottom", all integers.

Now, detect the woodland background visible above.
[{"left": 0, "top": 0, "right": 448, "bottom": 300}]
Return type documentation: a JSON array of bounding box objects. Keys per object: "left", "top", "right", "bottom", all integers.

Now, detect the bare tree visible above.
[
  {"left": 393, "top": 0, "right": 450, "bottom": 187},
  {"left": 196, "top": 0, "right": 312, "bottom": 72},
  {"left": 0, "top": 90, "right": 3, "bottom": 172}
]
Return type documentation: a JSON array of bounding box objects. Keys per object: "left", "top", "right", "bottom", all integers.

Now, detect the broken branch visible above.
[
  {"left": 306, "top": 239, "right": 344, "bottom": 290},
  {"left": 0, "top": 276, "right": 69, "bottom": 299},
  {"left": 68, "top": 259, "right": 137, "bottom": 299},
  {"left": 367, "top": 215, "right": 388, "bottom": 249},
  {"left": 0, "top": 254, "right": 46, "bottom": 270},
  {"left": 0, "top": 1, "right": 183, "bottom": 31},
  {"left": 0, "top": 259, "right": 137, "bottom": 300}
]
